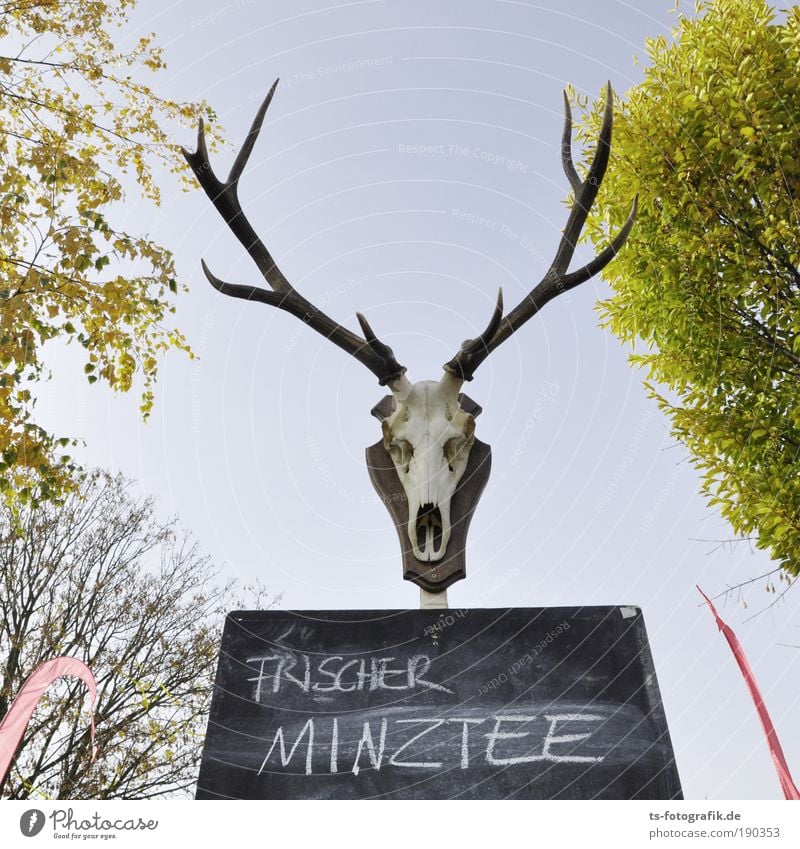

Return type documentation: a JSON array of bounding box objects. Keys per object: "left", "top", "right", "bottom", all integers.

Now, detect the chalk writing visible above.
[
  {"left": 255, "top": 713, "right": 605, "bottom": 776},
  {"left": 258, "top": 718, "right": 314, "bottom": 775},
  {"left": 247, "top": 652, "right": 453, "bottom": 700}
]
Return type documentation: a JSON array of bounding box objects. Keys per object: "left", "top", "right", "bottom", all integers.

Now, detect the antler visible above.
[
  {"left": 182, "top": 80, "right": 406, "bottom": 387},
  {"left": 443, "top": 82, "right": 638, "bottom": 381}
]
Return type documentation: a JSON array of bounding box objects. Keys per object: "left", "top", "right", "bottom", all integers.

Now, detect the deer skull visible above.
[
  {"left": 381, "top": 373, "right": 475, "bottom": 562},
  {"left": 184, "top": 80, "right": 636, "bottom": 588}
]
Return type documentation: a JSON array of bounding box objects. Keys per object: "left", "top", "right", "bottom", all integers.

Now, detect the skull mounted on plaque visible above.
[
  {"left": 366, "top": 380, "right": 491, "bottom": 592},
  {"left": 182, "top": 79, "right": 636, "bottom": 595}
]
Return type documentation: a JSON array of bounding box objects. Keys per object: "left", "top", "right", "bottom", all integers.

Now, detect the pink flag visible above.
[
  {"left": 698, "top": 585, "right": 799, "bottom": 800},
  {"left": 0, "top": 656, "right": 97, "bottom": 787}
]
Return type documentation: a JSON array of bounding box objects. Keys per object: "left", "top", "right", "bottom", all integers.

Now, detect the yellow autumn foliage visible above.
[{"left": 0, "top": 0, "right": 216, "bottom": 504}]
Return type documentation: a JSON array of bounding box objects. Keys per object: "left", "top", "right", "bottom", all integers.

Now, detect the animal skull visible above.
[
  {"left": 185, "top": 79, "right": 636, "bottom": 588},
  {"left": 381, "top": 373, "right": 475, "bottom": 562}
]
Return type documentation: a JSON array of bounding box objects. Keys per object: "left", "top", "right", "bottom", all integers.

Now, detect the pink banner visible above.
[
  {"left": 0, "top": 656, "right": 97, "bottom": 787},
  {"left": 698, "top": 586, "right": 799, "bottom": 800}
]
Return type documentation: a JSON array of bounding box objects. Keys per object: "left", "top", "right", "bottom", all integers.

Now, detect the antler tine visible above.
[
  {"left": 442, "top": 81, "right": 636, "bottom": 381},
  {"left": 182, "top": 81, "right": 290, "bottom": 293},
  {"left": 550, "top": 81, "right": 614, "bottom": 278},
  {"left": 356, "top": 312, "right": 407, "bottom": 386},
  {"left": 472, "top": 287, "right": 504, "bottom": 351},
  {"left": 583, "top": 81, "right": 614, "bottom": 194},
  {"left": 188, "top": 117, "right": 212, "bottom": 175},
  {"left": 184, "top": 81, "right": 407, "bottom": 387},
  {"left": 228, "top": 79, "right": 279, "bottom": 187},
  {"left": 356, "top": 310, "right": 384, "bottom": 348},
  {"left": 200, "top": 258, "right": 283, "bottom": 307},
  {"left": 561, "top": 90, "right": 582, "bottom": 193},
  {"left": 561, "top": 193, "right": 638, "bottom": 289},
  {"left": 443, "top": 288, "right": 503, "bottom": 381}
]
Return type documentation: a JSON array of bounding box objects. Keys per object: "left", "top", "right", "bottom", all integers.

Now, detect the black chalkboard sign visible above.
[{"left": 196, "top": 607, "right": 682, "bottom": 799}]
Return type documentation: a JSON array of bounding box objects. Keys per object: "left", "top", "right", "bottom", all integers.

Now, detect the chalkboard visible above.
[{"left": 196, "top": 607, "right": 682, "bottom": 799}]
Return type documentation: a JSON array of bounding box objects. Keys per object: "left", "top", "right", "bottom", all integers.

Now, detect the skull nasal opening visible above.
[{"left": 416, "top": 503, "right": 443, "bottom": 557}]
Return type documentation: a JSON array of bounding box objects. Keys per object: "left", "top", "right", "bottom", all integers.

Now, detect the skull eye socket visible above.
[
  {"left": 388, "top": 438, "right": 413, "bottom": 472},
  {"left": 382, "top": 421, "right": 413, "bottom": 472},
  {"left": 443, "top": 415, "right": 475, "bottom": 471},
  {"left": 443, "top": 436, "right": 467, "bottom": 472}
]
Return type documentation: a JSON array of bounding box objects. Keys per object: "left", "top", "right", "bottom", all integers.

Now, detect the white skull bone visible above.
[{"left": 381, "top": 372, "right": 475, "bottom": 562}]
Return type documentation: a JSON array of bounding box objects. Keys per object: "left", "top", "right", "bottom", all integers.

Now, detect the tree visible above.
[
  {"left": 0, "top": 0, "right": 214, "bottom": 503},
  {"left": 577, "top": 0, "right": 800, "bottom": 576},
  {"left": 0, "top": 470, "right": 266, "bottom": 799}
]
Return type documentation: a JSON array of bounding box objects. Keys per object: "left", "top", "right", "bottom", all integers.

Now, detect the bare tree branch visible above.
[{"left": 0, "top": 470, "right": 273, "bottom": 799}]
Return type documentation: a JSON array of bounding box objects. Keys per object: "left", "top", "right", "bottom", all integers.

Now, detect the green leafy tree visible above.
[
  {"left": 577, "top": 0, "right": 800, "bottom": 576},
  {"left": 0, "top": 0, "right": 214, "bottom": 503},
  {"left": 0, "top": 470, "right": 270, "bottom": 799}
]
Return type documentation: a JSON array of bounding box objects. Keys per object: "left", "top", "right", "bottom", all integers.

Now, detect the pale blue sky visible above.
[{"left": 34, "top": 0, "right": 800, "bottom": 798}]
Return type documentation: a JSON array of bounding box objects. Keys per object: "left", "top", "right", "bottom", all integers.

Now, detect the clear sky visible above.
[{"left": 34, "top": 0, "right": 800, "bottom": 799}]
